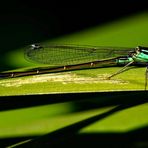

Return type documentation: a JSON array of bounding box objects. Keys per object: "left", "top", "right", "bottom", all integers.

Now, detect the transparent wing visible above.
[{"left": 25, "top": 44, "right": 134, "bottom": 65}]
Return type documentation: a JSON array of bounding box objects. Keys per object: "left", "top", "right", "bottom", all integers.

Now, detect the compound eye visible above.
[{"left": 135, "top": 47, "right": 141, "bottom": 54}]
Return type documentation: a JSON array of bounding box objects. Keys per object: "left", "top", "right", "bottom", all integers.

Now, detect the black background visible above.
[{"left": 0, "top": 0, "right": 147, "bottom": 70}]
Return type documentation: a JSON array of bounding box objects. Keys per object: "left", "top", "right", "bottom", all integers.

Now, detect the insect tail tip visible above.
[{"left": 106, "top": 75, "right": 112, "bottom": 80}]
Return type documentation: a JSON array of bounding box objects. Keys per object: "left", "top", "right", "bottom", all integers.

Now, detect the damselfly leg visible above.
[
  {"left": 107, "top": 61, "right": 134, "bottom": 79},
  {"left": 145, "top": 66, "right": 148, "bottom": 90}
]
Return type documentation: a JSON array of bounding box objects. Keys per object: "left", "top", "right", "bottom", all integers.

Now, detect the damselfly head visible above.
[
  {"left": 136, "top": 46, "right": 148, "bottom": 55},
  {"left": 135, "top": 46, "right": 140, "bottom": 52}
]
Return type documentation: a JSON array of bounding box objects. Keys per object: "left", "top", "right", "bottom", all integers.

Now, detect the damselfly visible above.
[{"left": 1, "top": 44, "right": 148, "bottom": 89}]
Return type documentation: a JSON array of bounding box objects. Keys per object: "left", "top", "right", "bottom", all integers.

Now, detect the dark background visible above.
[{"left": 0, "top": 0, "right": 147, "bottom": 70}]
